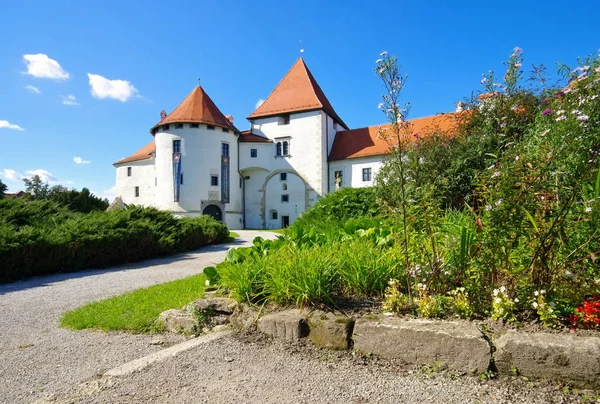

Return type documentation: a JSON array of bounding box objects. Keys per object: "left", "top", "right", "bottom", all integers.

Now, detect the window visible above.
[
  {"left": 207, "top": 125, "right": 215, "bottom": 131},
  {"left": 250, "top": 148, "right": 257, "bottom": 158},
  {"left": 282, "top": 183, "right": 287, "bottom": 191},
  {"left": 279, "top": 114, "right": 290, "bottom": 125},
  {"left": 281, "top": 194, "right": 289, "bottom": 203},
  {"left": 162, "top": 124, "right": 170, "bottom": 131},
  {"left": 282, "top": 141, "right": 289, "bottom": 156},
  {"left": 211, "top": 175, "right": 218, "bottom": 186},
  {"left": 222, "top": 128, "right": 229, "bottom": 133},
  {"left": 362, "top": 168, "right": 372, "bottom": 182},
  {"left": 127, "top": 167, "right": 132, "bottom": 177},
  {"left": 175, "top": 123, "right": 183, "bottom": 129},
  {"left": 222, "top": 143, "right": 229, "bottom": 157},
  {"left": 275, "top": 139, "right": 290, "bottom": 157},
  {"left": 180, "top": 173, "right": 183, "bottom": 185},
  {"left": 280, "top": 173, "right": 287, "bottom": 181},
  {"left": 191, "top": 123, "right": 199, "bottom": 128},
  {"left": 134, "top": 186, "right": 139, "bottom": 197},
  {"left": 173, "top": 140, "right": 181, "bottom": 153},
  {"left": 271, "top": 210, "right": 278, "bottom": 220}
]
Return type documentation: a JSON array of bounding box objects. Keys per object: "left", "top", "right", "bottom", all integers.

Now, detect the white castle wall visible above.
[
  {"left": 328, "top": 155, "right": 384, "bottom": 190},
  {"left": 114, "top": 158, "right": 156, "bottom": 206},
  {"left": 154, "top": 123, "right": 243, "bottom": 229}
]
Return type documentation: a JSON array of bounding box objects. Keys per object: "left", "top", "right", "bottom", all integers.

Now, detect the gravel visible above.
[
  {"left": 0, "top": 230, "right": 276, "bottom": 404},
  {"left": 42, "top": 333, "right": 584, "bottom": 404}
]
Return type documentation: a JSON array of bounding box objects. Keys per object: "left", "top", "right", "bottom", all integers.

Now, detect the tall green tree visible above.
[{"left": 23, "top": 175, "right": 50, "bottom": 199}]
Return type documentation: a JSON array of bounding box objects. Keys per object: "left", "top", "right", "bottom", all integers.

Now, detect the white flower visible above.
[
  {"left": 380, "top": 50, "right": 388, "bottom": 56},
  {"left": 571, "top": 109, "right": 582, "bottom": 115},
  {"left": 480, "top": 77, "right": 488, "bottom": 84},
  {"left": 534, "top": 291, "right": 539, "bottom": 296},
  {"left": 532, "top": 302, "right": 539, "bottom": 309},
  {"left": 376, "top": 58, "right": 383, "bottom": 64},
  {"left": 515, "top": 156, "right": 520, "bottom": 161},
  {"left": 378, "top": 102, "right": 384, "bottom": 109},
  {"left": 485, "top": 205, "right": 492, "bottom": 211},
  {"left": 500, "top": 286, "right": 506, "bottom": 293},
  {"left": 549, "top": 308, "right": 554, "bottom": 313},
  {"left": 586, "top": 206, "right": 593, "bottom": 213},
  {"left": 577, "top": 115, "right": 590, "bottom": 121},
  {"left": 493, "top": 289, "right": 499, "bottom": 296},
  {"left": 514, "top": 298, "right": 519, "bottom": 303},
  {"left": 492, "top": 171, "right": 501, "bottom": 178},
  {"left": 556, "top": 115, "right": 567, "bottom": 122},
  {"left": 495, "top": 297, "right": 502, "bottom": 304},
  {"left": 514, "top": 62, "right": 522, "bottom": 68},
  {"left": 495, "top": 199, "right": 503, "bottom": 207},
  {"left": 418, "top": 157, "right": 426, "bottom": 165},
  {"left": 540, "top": 289, "right": 546, "bottom": 295},
  {"left": 499, "top": 308, "right": 504, "bottom": 314}
]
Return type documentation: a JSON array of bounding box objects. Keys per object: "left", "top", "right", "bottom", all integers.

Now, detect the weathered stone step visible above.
[
  {"left": 494, "top": 330, "right": 600, "bottom": 389},
  {"left": 353, "top": 316, "right": 491, "bottom": 374}
]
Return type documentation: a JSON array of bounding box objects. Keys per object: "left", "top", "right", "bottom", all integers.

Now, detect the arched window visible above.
[
  {"left": 282, "top": 141, "right": 289, "bottom": 156},
  {"left": 276, "top": 142, "right": 282, "bottom": 156}
]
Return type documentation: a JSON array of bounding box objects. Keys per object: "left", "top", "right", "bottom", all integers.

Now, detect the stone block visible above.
[
  {"left": 193, "top": 297, "right": 238, "bottom": 314},
  {"left": 353, "top": 316, "right": 491, "bottom": 373},
  {"left": 258, "top": 309, "right": 309, "bottom": 342},
  {"left": 308, "top": 311, "right": 354, "bottom": 350},
  {"left": 157, "top": 309, "right": 198, "bottom": 334},
  {"left": 494, "top": 330, "right": 600, "bottom": 388},
  {"left": 229, "top": 303, "right": 260, "bottom": 331}
]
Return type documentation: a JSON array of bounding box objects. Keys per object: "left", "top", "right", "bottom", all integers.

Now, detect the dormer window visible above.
[
  {"left": 190, "top": 123, "right": 199, "bottom": 128},
  {"left": 279, "top": 114, "right": 290, "bottom": 125},
  {"left": 222, "top": 128, "right": 229, "bottom": 133},
  {"left": 207, "top": 125, "right": 215, "bottom": 131},
  {"left": 175, "top": 123, "right": 183, "bottom": 129},
  {"left": 162, "top": 124, "right": 170, "bottom": 131}
]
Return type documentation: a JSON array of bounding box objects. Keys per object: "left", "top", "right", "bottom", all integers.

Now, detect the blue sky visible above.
[{"left": 1, "top": 0, "right": 599, "bottom": 198}]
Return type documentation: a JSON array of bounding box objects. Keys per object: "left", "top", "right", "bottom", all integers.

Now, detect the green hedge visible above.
[{"left": 0, "top": 199, "right": 228, "bottom": 282}]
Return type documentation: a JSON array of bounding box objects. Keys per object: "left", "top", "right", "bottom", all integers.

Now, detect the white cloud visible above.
[
  {"left": 62, "top": 94, "right": 79, "bottom": 106},
  {"left": 1, "top": 169, "right": 24, "bottom": 182},
  {"left": 73, "top": 156, "right": 90, "bottom": 164},
  {"left": 255, "top": 99, "right": 265, "bottom": 109},
  {"left": 25, "top": 85, "right": 41, "bottom": 94},
  {"left": 22, "top": 54, "right": 70, "bottom": 80},
  {"left": 0, "top": 120, "right": 25, "bottom": 131},
  {"left": 103, "top": 186, "right": 116, "bottom": 199},
  {"left": 25, "top": 169, "right": 58, "bottom": 183},
  {"left": 87, "top": 73, "right": 139, "bottom": 102}
]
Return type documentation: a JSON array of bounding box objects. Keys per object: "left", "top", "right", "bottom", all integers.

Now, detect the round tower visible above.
[{"left": 150, "top": 86, "right": 243, "bottom": 229}]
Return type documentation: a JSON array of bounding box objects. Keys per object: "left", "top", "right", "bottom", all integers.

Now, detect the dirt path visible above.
[
  {"left": 40, "top": 334, "right": 577, "bottom": 404},
  {"left": 0, "top": 230, "right": 277, "bottom": 404}
]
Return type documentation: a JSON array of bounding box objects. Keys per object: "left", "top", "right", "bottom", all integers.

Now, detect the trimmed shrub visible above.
[{"left": 0, "top": 199, "right": 228, "bottom": 282}]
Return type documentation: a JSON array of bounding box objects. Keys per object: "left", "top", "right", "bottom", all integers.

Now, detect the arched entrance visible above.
[{"left": 202, "top": 204, "right": 222, "bottom": 222}]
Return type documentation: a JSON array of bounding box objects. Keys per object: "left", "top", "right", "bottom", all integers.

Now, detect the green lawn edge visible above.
[{"left": 60, "top": 273, "right": 207, "bottom": 333}]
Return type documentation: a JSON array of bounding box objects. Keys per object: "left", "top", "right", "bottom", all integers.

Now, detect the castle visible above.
[{"left": 113, "top": 58, "right": 456, "bottom": 229}]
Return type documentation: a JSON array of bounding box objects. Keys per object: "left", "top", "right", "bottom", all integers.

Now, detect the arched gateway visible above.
[{"left": 202, "top": 204, "right": 222, "bottom": 222}]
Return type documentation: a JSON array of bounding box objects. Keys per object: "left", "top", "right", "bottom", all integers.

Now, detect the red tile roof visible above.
[
  {"left": 239, "top": 130, "right": 273, "bottom": 143},
  {"left": 114, "top": 140, "right": 156, "bottom": 165},
  {"left": 329, "top": 113, "right": 460, "bottom": 161},
  {"left": 151, "top": 86, "right": 237, "bottom": 133},
  {"left": 248, "top": 58, "right": 348, "bottom": 129}
]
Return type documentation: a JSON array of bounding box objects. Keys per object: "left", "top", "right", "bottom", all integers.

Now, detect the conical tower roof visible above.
[
  {"left": 248, "top": 58, "right": 348, "bottom": 129},
  {"left": 151, "top": 86, "right": 237, "bottom": 133}
]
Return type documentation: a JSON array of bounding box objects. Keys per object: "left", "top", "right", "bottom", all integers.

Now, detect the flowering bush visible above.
[
  {"left": 382, "top": 278, "right": 412, "bottom": 314},
  {"left": 448, "top": 287, "right": 474, "bottom": 319},
  {"left": 491, "top": 287, "right": 517, "bottom": 322},
  {"left": 570, "top": 297, "right": 600, "bottom": 329},
  {"left": 532, "top": 290, "right": 558, "bottom": 327}
]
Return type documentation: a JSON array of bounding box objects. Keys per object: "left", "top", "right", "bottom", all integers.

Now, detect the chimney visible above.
[
  {"left": 160, "top": 110, "right": 167, "bottom": 121},
  {"left": 225, "top": 115, "right": 234, "bottom": 125}
]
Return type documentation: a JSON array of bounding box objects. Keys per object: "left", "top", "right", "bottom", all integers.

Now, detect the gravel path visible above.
[
  {"left": 41, "top": 334, "right": 581, "bottom": 404},
  {"left": 0, "top": 230, "right": 277, "bottom": 404}
]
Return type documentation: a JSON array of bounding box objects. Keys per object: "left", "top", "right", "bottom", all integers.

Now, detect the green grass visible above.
[
  {"left": 60, "top": 273, "right": 207, "bottom": 332},
  {"left": 229, "top": 231, "right": 240, "bottom": 238},
  {"left": 248, "top": 228, "right": 286, "bottom": 234}
]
